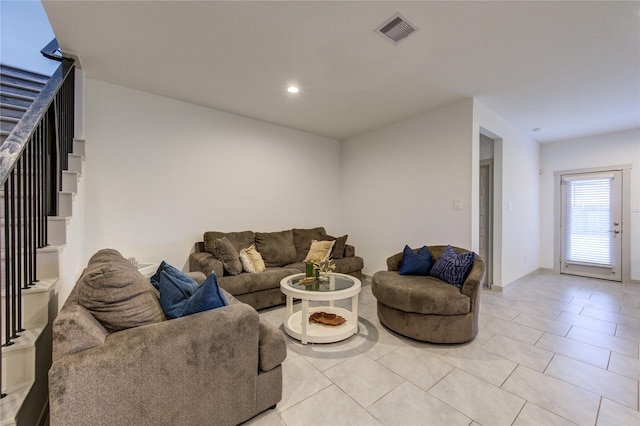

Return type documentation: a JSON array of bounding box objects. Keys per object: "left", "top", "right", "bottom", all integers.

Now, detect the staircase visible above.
[
  {"left": 0, "top": 65, "right": 49, "bottom": 145},
  {"left": 0, "top": 137, "right": 84, "bottom": 426},
  {"left": 0, "top": 60, "right": 82, "bottom": 425}
]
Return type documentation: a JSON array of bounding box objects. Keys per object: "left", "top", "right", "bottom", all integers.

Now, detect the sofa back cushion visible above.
[
  {"left": 255, "top": 230, "right": 298, "bottom": 267},
  {"left": 76, "top": 249, "right": 166, "bottom": 332},
  {"left": 292, "top": 227, "right": 327, "bottom": 262},
  {"left": 203, "top": 231, "right": 255, "bottom": 255}
]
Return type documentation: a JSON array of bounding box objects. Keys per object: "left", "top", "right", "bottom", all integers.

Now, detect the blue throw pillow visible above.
[
  {"left": 158, "top": 270, "right": 228, "bottom": 319},
  {"left": 399, "top": 245, "right": 433, "bottom": 276},
  {"left": 150, "top": 261, "right": 192, "bottom": 290},
  {"left": 429, "top": 245, "right": 475, "bottom": 289}
]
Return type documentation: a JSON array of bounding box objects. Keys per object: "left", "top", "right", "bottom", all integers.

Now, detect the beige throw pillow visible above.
[
  {"left": 239, "top": 245, "right": 266, "bottom": 273},
  {"left": 304, "top": 240, "right": 335, "bottom": 263}
]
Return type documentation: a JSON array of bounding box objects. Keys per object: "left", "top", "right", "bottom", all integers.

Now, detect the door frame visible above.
[
  {"left": 480, "top": 159, "right": 493, "bottom": 287},
  {"left": 554, "top": 164, "right": 632, "bottom": 283}
]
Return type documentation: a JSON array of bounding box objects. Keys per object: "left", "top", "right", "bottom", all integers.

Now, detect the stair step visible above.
[
  {"left": 1, "top": 327, "right": 41, "bottom": 393},
  {"left": 62, "top": 170, "right": 79, "bottom": 194},
  {"left": 73, "top": 139, "right": 86, "bottom": 158},
  {"left": 0, "top": 91, "right": 36, "bottom": 103},
  {"left": 0, "top": 103, "right": 28, "bottom": 113},
  {"left": 1, "top": 279, "right": 57, "bottom": 339},
  {"left": 36, "top": 245, "right": 63, "bottom": 280},
  {"left": 1, "top": 121, "right": 16, "bottom": 134},
  {"left": 0, "top": 83, "right": 40, "bottom": 99},
  {"left": 67, "top": 154, "right": 83, "bottom": 176},
  {"left": 0, "top": 107, "right": 25, "bottom": 120},
  {"left": 0, "top": 65, "right": 49, "bottom": 86},
  {"left": 0, "top": 95, "right": 31, "bottom": 110},
  {"left": 47, "top": 217, "right": 69, "bottom": 246},
  {"left": 0, "top": 383, "right": 31, "bottom": 426}
]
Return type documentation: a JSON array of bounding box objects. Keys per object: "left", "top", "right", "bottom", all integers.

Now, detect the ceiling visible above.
[{"left": 42, "top": 1, "right": 640, "bottom": 142}]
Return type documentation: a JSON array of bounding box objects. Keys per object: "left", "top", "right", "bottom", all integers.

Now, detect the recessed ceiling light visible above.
[{"left": 287, "top": 86, "right": 299, "bottom": 94}]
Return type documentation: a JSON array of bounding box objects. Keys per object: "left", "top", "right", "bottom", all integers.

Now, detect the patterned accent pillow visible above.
[
  {"left": 399, "top": 245, "right": 433, "bottom": 276},
  {"left": 429, "top": 245, "right": 475, "bottom": 288}
]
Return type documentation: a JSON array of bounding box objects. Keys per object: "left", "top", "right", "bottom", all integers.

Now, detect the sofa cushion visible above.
[
  {"left": 304, "top": 239, "right": 335, "bottom": 263},
  {"left": 326, "top": 234, "right": 348, "bottom": 259},
  {"left": 158, "top": 271, "right": 228, "bottom": 319},
  {"left": 203, "top": 230, "right": 255, "bottom": 255},
  {"left": 214, "top": 237, "right": 243, "bottom": 276},
  {"left": 429, "top": 245, "right": 475, "bottom": 288},
  {"left": 239, "top": 245, "right": 266, "bottom": 273},
  {"left": 255, "top": 230, "right": 298, "bottom": 267},
  {"left": 76, "top": 249, "right": 166, "bottom": 332},
  {"left": 292, "top": 227, "right": 327, "bottom": 262},
  {"left": 372, "top": 271, "right": 470, "bottom": 315},
  {"left": 218, "top": 267, "right": 301, "bottom": 296},
  {"left": 399, "top": 245, "right": 433, "bottom": 276}
]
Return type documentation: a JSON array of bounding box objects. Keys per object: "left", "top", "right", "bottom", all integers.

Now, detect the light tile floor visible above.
[{"left": 245, "top": 272, "right": 640, "bottom": 426}]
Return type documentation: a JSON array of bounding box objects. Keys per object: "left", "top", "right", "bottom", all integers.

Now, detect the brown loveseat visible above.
[
  {"left": 189, "top": 227, "right": 364, "bottom": 310},
  {"left": 372, "top": 245, "right": 485, "bottom": 344},
  {"left": 49, "top": 249, "right": 286, "bottom": 426}
]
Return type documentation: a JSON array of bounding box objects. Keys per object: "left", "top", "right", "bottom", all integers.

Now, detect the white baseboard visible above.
[{"left": 492, "top": 268, "right": 550, "bottom": 291}]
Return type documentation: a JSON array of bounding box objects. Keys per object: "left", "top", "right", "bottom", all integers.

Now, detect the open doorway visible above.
[{"left": 479, "top": 134, "right": 494, "bottom": 287}]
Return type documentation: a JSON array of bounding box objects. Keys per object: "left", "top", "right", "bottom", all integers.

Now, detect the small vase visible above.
[{"left": 305, "top": 262, "right": 315, "bottom": 278}]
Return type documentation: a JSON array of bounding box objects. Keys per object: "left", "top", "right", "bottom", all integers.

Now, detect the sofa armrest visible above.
[
  {"left": 49, "top": 303, "right": 260, "bottom": 426},
  {"left": 52, "top": 303, "right": 108, "bottom": 360},
  {"left": 344, "top": 244, "right": 356, "bottom": 258},
  {"left": 189, "top": 251, "right": 224, "bottom": 277},
  {"left": 258, "top": 318, "right": 287, "bottom": 372}
]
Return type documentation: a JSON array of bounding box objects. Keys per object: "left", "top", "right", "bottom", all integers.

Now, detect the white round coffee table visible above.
[{"left": 280, "top": 273, "right": 361, "bottom": 344}]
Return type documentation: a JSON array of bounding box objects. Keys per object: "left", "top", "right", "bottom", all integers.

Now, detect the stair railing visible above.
[{"left": 0, "top": 53, "right": 75, "bottom": 398}]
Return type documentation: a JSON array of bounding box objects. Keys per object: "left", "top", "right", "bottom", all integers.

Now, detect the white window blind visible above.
[{"left": 563, "top": 173, "right": 614, "bottom": 267}]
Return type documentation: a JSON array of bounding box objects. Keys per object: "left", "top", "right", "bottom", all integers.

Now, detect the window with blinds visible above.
[{"left": 562, "top": 173, "right": 614, "bottom": 267}]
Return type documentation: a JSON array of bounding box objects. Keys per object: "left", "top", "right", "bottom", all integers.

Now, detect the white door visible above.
[{"left": 560, "top": 170, "right": 622, "bottom": 281}]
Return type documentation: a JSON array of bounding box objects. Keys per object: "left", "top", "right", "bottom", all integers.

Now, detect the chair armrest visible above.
[
  {"left": 386, "top": 251, "right": 404, "bottom": 271},
  {"left": 189, "top": 251, "right": 224, "bottom": 277},
  {"left": 258, "top": 318, "right": 287, "bottom": 372},
  {"left": 49, "top": 303, "right": 260, "bottom": 426},
  {"left": 461, "top": 255, "right": 486, "bottom": 313}
]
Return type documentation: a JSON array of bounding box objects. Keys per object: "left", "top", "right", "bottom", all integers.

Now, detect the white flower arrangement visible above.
[{"left": 311, "top": 257, "right": 336, "bottom": 280}]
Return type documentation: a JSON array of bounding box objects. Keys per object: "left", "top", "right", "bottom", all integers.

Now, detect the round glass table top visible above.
[{"left": 287, "top": 273, "right": 355, "bottom": 292}]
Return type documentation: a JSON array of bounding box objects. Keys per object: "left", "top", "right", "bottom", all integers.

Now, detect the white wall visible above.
[
  {"left": 341, "top": 100, "right": 475, "bottom": 276},
  {"left": 83, "top": 79, "right": 342, "bottom": 272},
  {"left": 474, "top": 101, "right": 541, "bottom": 288},
  {"left": 540, "top": 129, "right": 640, "bottom": 282}
]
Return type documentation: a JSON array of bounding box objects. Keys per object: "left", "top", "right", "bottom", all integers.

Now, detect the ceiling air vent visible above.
[{"left": 376, "top": 13, "right": 418, "bottom": 44}]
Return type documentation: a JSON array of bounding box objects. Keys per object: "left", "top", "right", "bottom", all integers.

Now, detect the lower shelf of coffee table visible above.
[{"left": 284, "top": 306, "right": 358, "bottom": 344}]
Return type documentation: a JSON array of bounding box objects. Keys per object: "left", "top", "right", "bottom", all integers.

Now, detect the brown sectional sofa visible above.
[
  {"left": 189, "top": 227, "right": 364, "bottom": 310},
  {"left": 49, "top": 249, "right": 286, "bottom": 426}
]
